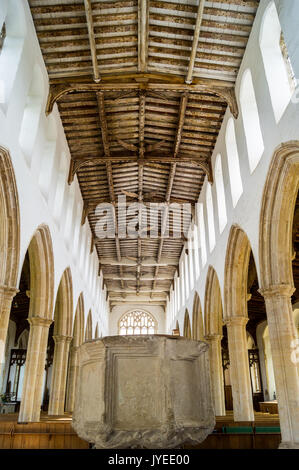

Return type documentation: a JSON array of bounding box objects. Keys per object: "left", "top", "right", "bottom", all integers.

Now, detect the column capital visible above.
[
  {"left": 0, "top": 284, "right": 19, "bottom": 299},
  {"left": 204, "top": 334, "right": 223, "bottom": 342},
  {"left": 53, "top": 334, "right": 73, "bottom": 344},
  {"left": 28, "top": 316, "right": 53, "bottom": 328},
  {"left": 224, "top": 316, "right": 248, "bottom": 327},
  {"left": 259, "top": 284, "right": 295, "bottom": 299}
]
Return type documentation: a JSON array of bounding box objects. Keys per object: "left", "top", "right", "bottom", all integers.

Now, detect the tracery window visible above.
[{"left": 119, "top": 310, "right": 157, "bottom": 335}]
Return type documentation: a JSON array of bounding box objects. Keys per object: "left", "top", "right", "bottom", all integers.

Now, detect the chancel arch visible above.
[
  {"left": 204, "top": 266, "right": 225, "bottom": 416},
  {"left": 18, "top": 224, "right": 54, "bottom": 423},
  {"left": 65, "top": 292, "right": 84, "bottom": 413},
  {"left": 183, "top": 309, "right": 191, "bottom": 339},
  {"left": 259, "top": 141, "right": 299, "bottom": 448},
  {"left": 0, "top": 146, "right": 20, "bottom": 373},
  {"left": 191, "top": 292, "right": 204, "bottom": 341},
  {"left": 48, "top": 268, "right": 73, "bottom": 416}
]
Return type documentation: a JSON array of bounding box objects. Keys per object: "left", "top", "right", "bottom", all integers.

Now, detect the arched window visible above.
[
  {"left": 119, "top": 310, "right": 157, "bottom": 335},
  {"left": 225, "top": 118, "right": 243, "bottom": 207},
  {"left": 19, "top": 64, "right": 44, "bottom": 166},
  {"left": 193, "top": 224, "right": 200, "bottom": 280},
  {"left": 52, "top": 152, "right": 67, "bottom": 225},
  {"left": 188, "top": 234, "right": 195, "bottom": 290},
  {"left": 184, "top": 254, "right": 190, "bottom": 298},
  {"left": 240, "top": 69, "right": 264, "bottom": 173},
  {"left": 0, "top": 22, "right": 6, "bottom": 53},
  {"left": 214, "top": 154, "right": 227, "bottom": 233},
  {"left": 0, "top": 0, "right": 26, "bottom": 108},
  {"left": 206, "top": 184, "right": 215, "bottom": 252},
  {"left": 260, "top": 1, "right": 295, "bottom": 123},
  {"left": 38, "top": 115, "right": 57, "bottom": 199},
  {"left": 197, "top": 202, "right": 207, "bottom": 266}
]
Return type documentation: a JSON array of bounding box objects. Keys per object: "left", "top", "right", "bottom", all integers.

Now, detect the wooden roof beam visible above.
[
  {"left": 138, "top": 0, "right": 149, "bottom": 73},
  {"left": 83, "top": 0, "right": 100, "bottom": 83},
  {"left": 100, "top": 257, "right": 178, "bottom": 266},
  {"left": 151, "top": 92, "right": 189, "bottom": 295},
  {"left": 46, "top": 76, "right": 238, "bottom": 119},
  {"left": 95, "top": 90, "right": 126, "bottom": 294},
  {"left": 104, "top": 275, "right": 173, "bottom": 281},
  {"left": 186, "top": 0, "right": 206, "bottom": 85}
]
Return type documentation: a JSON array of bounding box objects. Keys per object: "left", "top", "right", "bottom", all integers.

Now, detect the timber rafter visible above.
[{"left": 29, "top": 0, "right": 259, "bottom": 307}]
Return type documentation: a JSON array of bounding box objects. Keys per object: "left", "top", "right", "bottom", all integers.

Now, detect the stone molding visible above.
[
  {"left": 259, "top": 284, "right": 295, "bottom": 299},
  {"left": 224, "top": 316, "right": 248, "bottom": 327},
  {"left": 28, "top": 316, "right": 52, "bottom": 328}
]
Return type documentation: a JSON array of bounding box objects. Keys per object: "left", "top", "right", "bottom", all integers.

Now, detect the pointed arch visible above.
[
  {"left": 95, "top": 323, "right": 99, "bottom": 339},
  {"left": 53, "top": 267, "right": 73, "bottom": 336},
  {"left": 27, "top": 224, "right": 55, "bottom": 320},
  {"left": 224, "top": 225, "right": 252, "bottom": 321},
  {"left": 85, "top": 309, "right": 93, "bottom": 341},
  {"left": 259, "top": 141, "right": 299, "bottom": 289},
  {"left": 73, "top": 293, "right": 85, "bottom": 347},
  {"left": 183, "top": 309, "right": 191, "bottom": 339},
  {"left": 0, "top": 146, "right": 20, "bottom": 288},
  {"left": 204, "top": 266, "right": 223, "bottom": 335},
  {"left": 175, "top": 319, "right": 180, "bottom": 335},
  {"left": 192, "top": 291, "right": 204, "bottom": 340}
]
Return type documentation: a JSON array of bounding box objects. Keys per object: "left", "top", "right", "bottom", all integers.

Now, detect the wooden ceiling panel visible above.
[{"left": 29, "top": 0, "right": 259, "bottom": 308}]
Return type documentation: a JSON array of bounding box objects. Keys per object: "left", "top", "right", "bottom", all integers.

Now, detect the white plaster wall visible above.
[
  {"left": 0, "top": 1, "right": 109, "bottom": 337},
  {"left": 109, "top": 305, "right": 166, "bottom": 336},
  {"left": 167, "top": 0, "right": 299, "bottom": 334}
]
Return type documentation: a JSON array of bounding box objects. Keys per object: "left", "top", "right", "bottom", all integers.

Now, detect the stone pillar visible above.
[
  {"left": 225, "top": 317, "right": 254, "bottom": 422},
  {"left": 48, "top": 335, "right": 72, "bottom": 415},
  {"left": 205, "top": 334, "right": 226, "bottom": 416},
  {"left": 260, "top": 285, "right": 299, "bottom": 448},
  {"left": 0, "top": 286, "right": 18, "bottom": 375},
  {"left": 18, "top": 316, "right": 52, "bottom": 423},
  {"left": 65, "top": 345, "right": 80, "bottom": 413}
]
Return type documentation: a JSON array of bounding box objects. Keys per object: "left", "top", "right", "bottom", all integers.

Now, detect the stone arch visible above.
[
  {"left": 259, "top": 141, "right": 299, "bottom": 289},
  {"left": 73, "top": 293, "right": 85, "bottom": 347},
  {"left": 0, "top": 147, "right": 20, "bottom": 369},
  {"left": 65, "top": 292, "right": 85, "bottom": 413},
  {"left": 48, "top": 268, "right": 73, "bottom": 415},
  {"left": 18, "top": 224, "right": 55, "bottom": 422},
  {"left": 95, "top": 323, "right": 99, "bottom": 339},
  {"left": 258, "top": 141, "right": 299, "bottom": 447},
  {"left": 223, "top": 225, "right": 254, "bottom": 421},
  {"left": 175, "top": 320, "right": 180, "bottom": 335},
  {"left": 204, "top": 265, "right": 223, "bottom": 335},
  {"left": 0, "top": 146, "right": 20, "bottom": 288},
  {"left": 53, "top": 267, "right": 73, "bottom": 337},
  {"left": 85, "top": 310, "right": 93, "bottom": 341},
  {"left": 204, "top": 266, "right": 226, "bottom": 416},
  {"left": 192, "top": 291, "right": 204, "bottom": 340},
  {"left": 224, "top": 225, "right": 252, "bottom": 321},
  {"left": 183, "top": 309, "right": 191, "bottom": 338},
  {"left": 27, "top": 224, "right": 55, "bottom": 320}
]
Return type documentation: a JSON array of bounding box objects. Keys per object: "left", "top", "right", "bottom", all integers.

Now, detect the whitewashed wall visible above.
[
  {"left": 0, "top": 0, "right": 109, "bottom": 338},
  {"left": 166, "top": 0, "right": 299, "bottom": 334}
]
